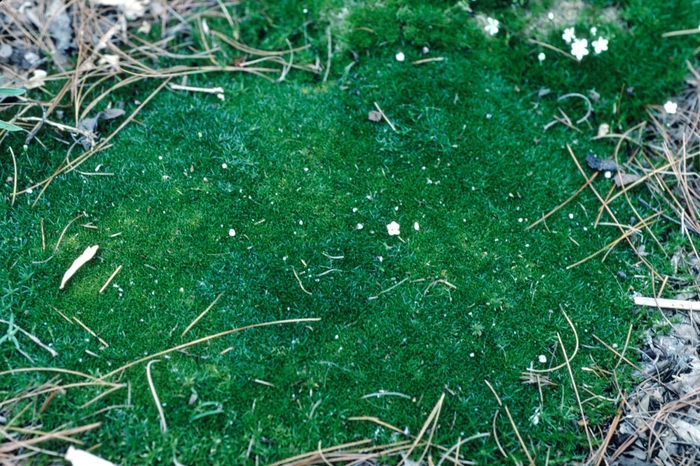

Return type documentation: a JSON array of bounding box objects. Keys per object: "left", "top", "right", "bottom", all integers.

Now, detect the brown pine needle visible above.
[
  {"left": 146, "top": 360, "right": 167, "bottom": 433},
  {"left": 348, "top": 416, "right": 405, "bottom": 434},
  {"left": 399, "top": 393, "right": 445, "bottom": 466},
  {"left": 9, "top": 146, "right": 17, "bottom": 206},
  {"left": 527, "top": 309, "right": 579, "bottom": 374},
  {"left": 99, "top": 317, "right": 321, "bottom": 380},
  {"left": 182, "top": 291, "right": 225, "bottom": 337},
  {"left": 504, "top": 405, "right": 534, "bottom": 465},
  {"left": 98, "top": 265, "right": 122, "bottom": 294},
  {"left": 373, "top": 102, "right": 397, "bottom": 132},
  {"left": 73, "top": 317, "right": 109, "bottom": 347},
  {"left": 527, "top": 172, "right": 598, "bottom": 230},
  {"left": 54, "top": 212, "right": 86, "bottom": 251},
  {"left": 557, "top": 332, "right": 593, "bottom": 455},
  {"left": 528, "top": 39, "right": 578, "bottom": 61},
  {"left": 292, "top": 268, "right": 312, "bottom": 295}
]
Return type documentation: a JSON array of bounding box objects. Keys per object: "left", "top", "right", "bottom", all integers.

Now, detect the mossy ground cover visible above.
[{"left": 2, "top": 0, "right": 700, "bottom": 464}]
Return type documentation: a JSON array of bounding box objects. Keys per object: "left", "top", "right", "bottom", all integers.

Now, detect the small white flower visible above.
[
  {"left": 664, "top": 101, "right": 678, "bottom": 114},
  {"left": 538, "top": 355, "right": 547, "bottom": 364},
  {"left": 590, "top": 26, "right": 597, "bottom": 35},
  {"left": 537, "top": 52, "right": 545, "bottom": 62},
  {"left": 413, "top": 222, "right": 420, "bottom": 231},
  {"left": 592, "top": 37, "right": 608, "bottom": 54},
  {"left": 485, "top": 17, "right": 499, "bottom": 36},
  {"left": 228, "top": 228, "right": 235, "bottom": 237},
  {"left": 548, "top": 12, "right": 554, "bottom": 20},
  {"left": 604, "top": 171, "right": 612, "bottom": 179},
  {"left": 357, "top": 223, "right": 364, "bottom": 230},
  {"left": 222, "top": 163, "right": 228, "bottom": 169},
  {"left": 568, "top": 213, "right": 574, "bottom": 219},
  {"left": 571, "top": 38, "right": 589, "bottom": 60},
  {"left": 562, "top": 27, "right": 576, "bottom": 43},
  {"left": 395, "top": 52, "right": 405, "bottom": 62},
  {"left": 387, "top": 221, "right": 400, "bottom": 236}
]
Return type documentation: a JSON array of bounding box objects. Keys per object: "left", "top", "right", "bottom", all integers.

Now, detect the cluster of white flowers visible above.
[{"left": 561, "top": 26, "right": 608, "bottom": 61}]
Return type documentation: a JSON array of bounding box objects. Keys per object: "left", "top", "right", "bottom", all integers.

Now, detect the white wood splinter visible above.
[
  {"left": 60, "top": 245, "right": 99, "bottom": 290},
  {"left": 633, "top": 296, "right": 700, "bottom": 311}
]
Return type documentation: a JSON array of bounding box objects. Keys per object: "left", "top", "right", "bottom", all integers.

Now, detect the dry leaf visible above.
[
  {"left": 89, "top": 0, "right": 150, "bottom": 20},
  {"left": 368, "top": 110, "right": 382, "bottom": 122},
  {"left": 613, "top": 173, "right": 641, "bottom": 187},
  {"left": 60, "top": 245, "right": 99, "bottom": 290},
  {"left": 65, "top": 446, "right": 116, "bottom": 466},
  {"left": 586, "top": 154, "right": 620, "bottom": 172},
  {"left": 25, "top": 69, "right": 47, "bottom": 89},
  {"left": 137, "top": 21, "right": 151, "bottom": 34}
]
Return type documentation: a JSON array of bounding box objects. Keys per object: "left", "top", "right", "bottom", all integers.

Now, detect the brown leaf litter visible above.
[
  {"left": 585, "top": 63, "right": 700, "bottom": 465},
  {"left": 0, "top": 0, "right": 321, "bottom": 205}
]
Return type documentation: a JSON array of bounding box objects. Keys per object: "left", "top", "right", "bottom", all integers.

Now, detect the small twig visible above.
[
  {"left": 181, "top": 291, "right": 225, "bottom": 337},
  {"left": 98, "top": 265, "right": 122, "bottom": 294},
  {"left": 254, "top": 379, "right": 275, "bottom": 387},
  {"left": 373, "top": 102, "right": 397, "bottom": 132},
  {"left": 633, "top": 296, "right": 700, "bottom": 310},
  {"left": 169, "top": 84, "right": 224, "bottom": 94},
  {"left": 146, "top": 360, "right": 167, "bottom": 433}
]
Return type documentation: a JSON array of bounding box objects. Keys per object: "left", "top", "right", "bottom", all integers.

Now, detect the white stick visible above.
[
  {"left": 169, "top": 84, "right": 224, "bottom": 94},
  {"left": 633, "top": 296, "right": 700, "bottom": 311}
]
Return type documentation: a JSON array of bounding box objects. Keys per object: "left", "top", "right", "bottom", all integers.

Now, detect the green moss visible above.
[{"left": 1, "top": 0, "right": 699, "bottom": 464}]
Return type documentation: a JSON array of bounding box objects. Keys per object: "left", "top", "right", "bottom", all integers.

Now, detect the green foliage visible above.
[{"left": 0, "top": 86, "right": 25, "bottom": 131}]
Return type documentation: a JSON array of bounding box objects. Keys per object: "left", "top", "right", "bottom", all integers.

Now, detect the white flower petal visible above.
[
  {"left": 592, "top": 37, "right": 608, "bottom": 54},
  {"left": 664, "top": 101, "right": 678, "bottom": 114},
  {"left": 387, "top": 221, "right": 400, "bottom": 236},
  {"left": 562, "top": 27, "right": 576, "bottom": 43}
]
